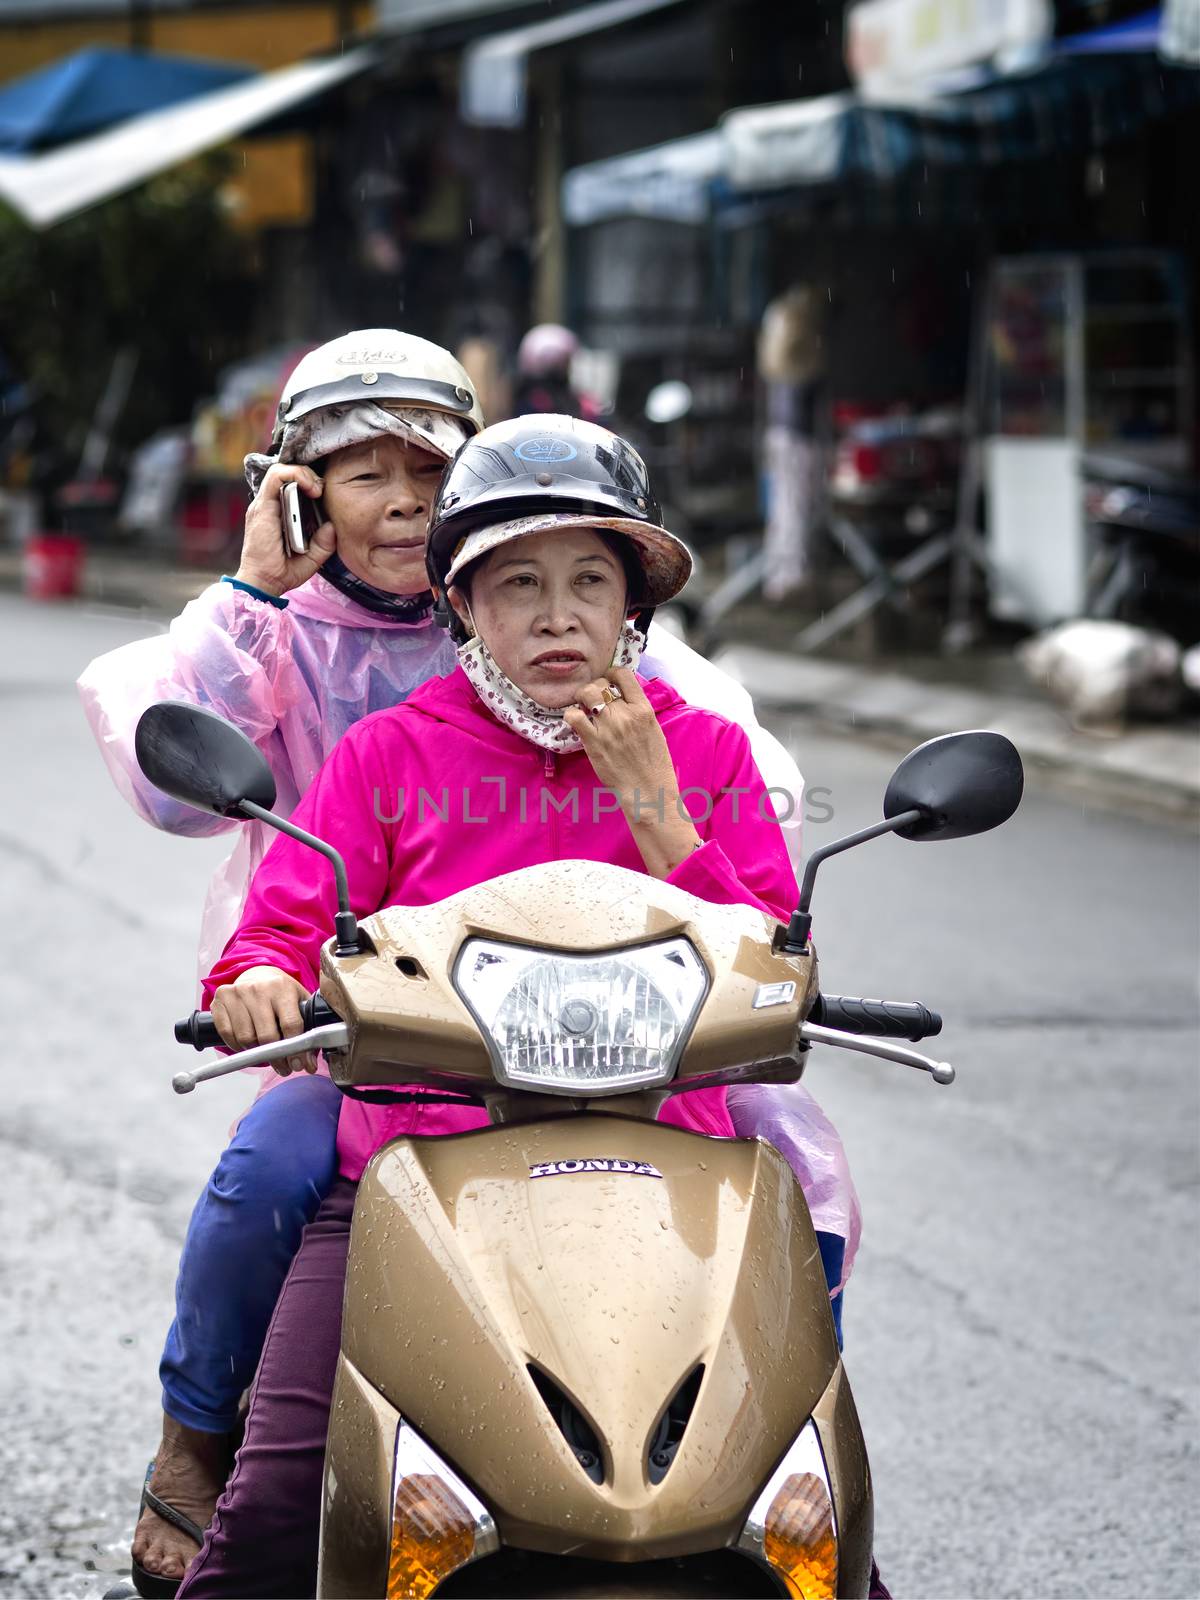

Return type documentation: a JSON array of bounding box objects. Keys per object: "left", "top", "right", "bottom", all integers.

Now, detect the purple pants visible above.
[
  {"left": 176, "top": 1177, "right": 892, "bottom": 1600},
  {"left": 176, "top": 1178, "right": 355, "bottom": 1598}
]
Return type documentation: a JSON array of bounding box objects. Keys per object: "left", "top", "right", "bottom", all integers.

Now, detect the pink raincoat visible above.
[{"left": 206, "top": 671, "right": 796, "bottom": 1182}]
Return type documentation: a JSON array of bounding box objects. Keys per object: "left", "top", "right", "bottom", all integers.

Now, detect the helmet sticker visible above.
[
  {"left": 334, "top": 347, "right": 409, "bottom": 366},
  {"left": 514, "top": 436, "right": 578, "bottom": 464}
]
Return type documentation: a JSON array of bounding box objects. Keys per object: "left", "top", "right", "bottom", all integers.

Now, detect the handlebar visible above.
[
  {"left": 171, "top": 990, "right": 951, "bottom": 1095},
  {"left": 174, "top": 995, "right": 339, "bottom": 1052},
  {"left": 810, "top": 994, "right": 942, "bottom": 1042},
  {"left": 178, "top": 994, "right": 940, "bottom": 1052}
]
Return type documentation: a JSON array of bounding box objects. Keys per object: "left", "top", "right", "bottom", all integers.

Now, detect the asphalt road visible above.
[{"left": 0, "top": 591, "right": 1196, "bottom": 1600}]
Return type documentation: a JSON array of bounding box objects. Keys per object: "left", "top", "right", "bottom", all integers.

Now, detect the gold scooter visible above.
[{"left": 137, "top": 703, "right": 1022, "bottom": 1599}]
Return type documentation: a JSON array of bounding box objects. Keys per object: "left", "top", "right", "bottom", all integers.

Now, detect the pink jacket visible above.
[
  {"left": 78, "top": 577, "right": 804, "bottom": 984},
  {"left": 206, "top": 668, "right": 799, "bottom": 1182}
]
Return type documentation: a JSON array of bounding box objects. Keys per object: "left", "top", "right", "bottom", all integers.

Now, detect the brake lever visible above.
[
  {"left": 798, "top": 1021, "right": 955, "bottom": 1085},
  {"left": 171, "top": 1023, "right": 350, "bottom": 1094}
]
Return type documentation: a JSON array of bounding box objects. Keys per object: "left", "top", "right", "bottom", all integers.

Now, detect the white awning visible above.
[
  {"left": 460, "top": 0, "right": 686, "bottom": 127},
  {"left": 565, "top": 45, "right": 1200, "bottom": 222},
  {"left": 560, "top": 94, "right": 868, "bottom": 223},
  {"left": 562, "top": 128, "right": 723, "bottom": 225},
  {"left": 0, "top": 45, "right": 374, "bottom": 229},
  {"left": 721, "top": 93, "right": 862, "bottom": 192}
]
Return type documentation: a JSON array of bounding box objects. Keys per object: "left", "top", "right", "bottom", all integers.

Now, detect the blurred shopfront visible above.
[
  {"left": 1, "top": 0, "right": 767, "bottom": 556},
  {"left": 561, "top": 0, "right": 1200, "bottom": 636},
  {"left": 3, "top": 0, "right": 1196, "bottom": 605}
]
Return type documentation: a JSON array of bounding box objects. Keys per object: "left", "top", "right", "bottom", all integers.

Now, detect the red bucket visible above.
[{"left": 23, "top": 534, "right": 85, "bottom": 600}]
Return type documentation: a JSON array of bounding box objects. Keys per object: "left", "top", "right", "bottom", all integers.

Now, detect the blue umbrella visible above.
[{"left": 0, "top": 45, "right": 253, "bottom": 153}]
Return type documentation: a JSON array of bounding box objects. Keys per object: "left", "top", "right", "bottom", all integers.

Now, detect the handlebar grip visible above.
[
  {"left": 174, "top": 1012, "right": 222, "bottom": 1050},
  {"left": 174, "top": 995, "right": 338, "bottom": 1051},
  {"left": 810, "top": 994, "right": 942, "bottom": 1042}
]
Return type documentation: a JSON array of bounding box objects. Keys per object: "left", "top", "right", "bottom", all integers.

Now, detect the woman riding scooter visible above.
[
  {"left": 80, "top": 347, "right": 856, "bottom": 1593},
  {"left": 174, "top": 414, "right": 880, "bottom": 1598}
]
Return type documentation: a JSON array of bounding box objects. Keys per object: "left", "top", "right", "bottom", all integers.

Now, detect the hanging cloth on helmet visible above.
[{"left": 244, "top": 401, "right": 469, "bottom": 497}]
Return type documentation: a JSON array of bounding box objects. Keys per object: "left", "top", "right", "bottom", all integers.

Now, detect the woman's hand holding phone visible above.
[{"left": 234, "top": 462, "right": 336, "bottom": 597}]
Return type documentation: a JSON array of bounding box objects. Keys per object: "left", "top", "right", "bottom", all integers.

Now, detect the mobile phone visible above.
[{"left": 281, "top": 481, "right": 324, "bottom": 556}]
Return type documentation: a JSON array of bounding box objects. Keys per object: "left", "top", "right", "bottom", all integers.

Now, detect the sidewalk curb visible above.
[
  {"left": 0, "top": 549, "right": 216, "bottom": 615},
  {"left": 713, "top": 644, "right": 1200, "bottom": 823}
]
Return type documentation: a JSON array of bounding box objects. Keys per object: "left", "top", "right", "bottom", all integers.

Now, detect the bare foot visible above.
[{"left": 132, "top": 1414, "right": 232, "bottom": 1582}]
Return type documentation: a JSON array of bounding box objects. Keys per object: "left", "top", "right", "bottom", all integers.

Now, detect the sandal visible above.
[{"left": 130, "top": 1460, "right": 205, "bottom": 1599}]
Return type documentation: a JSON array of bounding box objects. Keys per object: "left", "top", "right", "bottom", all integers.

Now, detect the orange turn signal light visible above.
[
  {"left": 735, "top": 1419, "right": 838, "bottom": 1600},
  {"left": 385, "top": 1424, "right": 498, "bottom": 1599},
  {"left": 762, "top": 1471, "right": 838, "bottom": 1600}
]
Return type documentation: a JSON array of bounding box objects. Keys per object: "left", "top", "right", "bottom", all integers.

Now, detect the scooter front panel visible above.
[{"left": 338, "top": 1114, "right": 844, "bottom": 1564}]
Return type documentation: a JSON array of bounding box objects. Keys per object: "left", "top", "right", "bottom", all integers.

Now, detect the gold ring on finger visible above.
[{"left": 601, "top": 685, "right": 623, "bottom": 704}]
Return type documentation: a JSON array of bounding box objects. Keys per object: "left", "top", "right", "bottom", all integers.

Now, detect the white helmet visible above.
[{"left": 272, "top": 329, "right": 484, "bottom": 448}]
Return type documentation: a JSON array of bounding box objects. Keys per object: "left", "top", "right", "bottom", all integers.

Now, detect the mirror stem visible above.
[
  {"left": 777, "top": 808, "right": 924, "bottom": 954},
  {"left": 239, "top": 800, "right": 365, "bottom": 956}
]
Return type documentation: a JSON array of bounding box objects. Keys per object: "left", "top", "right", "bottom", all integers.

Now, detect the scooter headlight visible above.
[
  {"left": 735, "top": 1419, "right": 838, "bottom": 1600},
  {"left": 453, "top": 937, "right": 708, "bottom": 1094},
  {"left": 387, "top": 1420, "right": 498, "bottom": 1599}
]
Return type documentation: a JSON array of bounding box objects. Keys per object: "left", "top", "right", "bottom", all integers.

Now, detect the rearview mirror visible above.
[
  {"left": 777, "top": 729, "right": 1024, "bottom": 954},
  {"left": 134, "top": 701, "right": 276, "bottom": 818},
  {"left": 884, "top": 731, "right": 1023, "bottom": 842}
]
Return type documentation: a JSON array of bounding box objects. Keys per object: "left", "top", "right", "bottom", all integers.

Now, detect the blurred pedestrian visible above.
[
  {"left": 758, "top": 285, "right": 827, "bottom": 599},
  {"left": 514, "top": 321, "right": 601, "bottom": 420},
  {"left": 456, "top": 331, "right": 512, "bottom": 427}
]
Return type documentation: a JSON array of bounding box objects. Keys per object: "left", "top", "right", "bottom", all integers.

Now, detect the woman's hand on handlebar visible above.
[{"left": 210, "top": 965, "right": 319, "bottom": 1075}]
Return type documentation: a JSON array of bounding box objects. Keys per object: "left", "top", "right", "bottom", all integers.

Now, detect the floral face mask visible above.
[{"left": 457, "top": 618, "right": 646, "bottom": 754}]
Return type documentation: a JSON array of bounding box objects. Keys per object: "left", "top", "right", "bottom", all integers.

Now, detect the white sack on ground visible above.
[{"left": 1018, "top": 619, "right": 1182, "bottom": 727}]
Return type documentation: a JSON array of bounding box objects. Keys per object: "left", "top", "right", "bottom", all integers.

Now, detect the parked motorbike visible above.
[
  {"left": 828, "top": 406, "right": 963, "bottom": 547},
  {"left": 1082, "top": 451, "right": 1200, "bottom": 644},
  {"left": 129, "top": 702, "right": 1022, "bottom": 1599}
]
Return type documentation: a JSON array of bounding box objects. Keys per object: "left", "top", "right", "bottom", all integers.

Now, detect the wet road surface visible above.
[{"left": 1, "top": 592, "right": 1196, "bottom": 1598}]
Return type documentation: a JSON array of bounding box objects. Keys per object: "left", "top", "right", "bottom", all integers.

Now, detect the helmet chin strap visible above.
[{"left": 434, "top": 586, "right": 465, "bottom": 642}]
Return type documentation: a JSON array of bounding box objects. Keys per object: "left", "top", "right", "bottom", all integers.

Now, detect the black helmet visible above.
[
  {"left": 428, "top": 414, "right": 666, "bottom": 580},
  {"left": 426, "top": 415, "right": 690, "bottom": 640}
]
